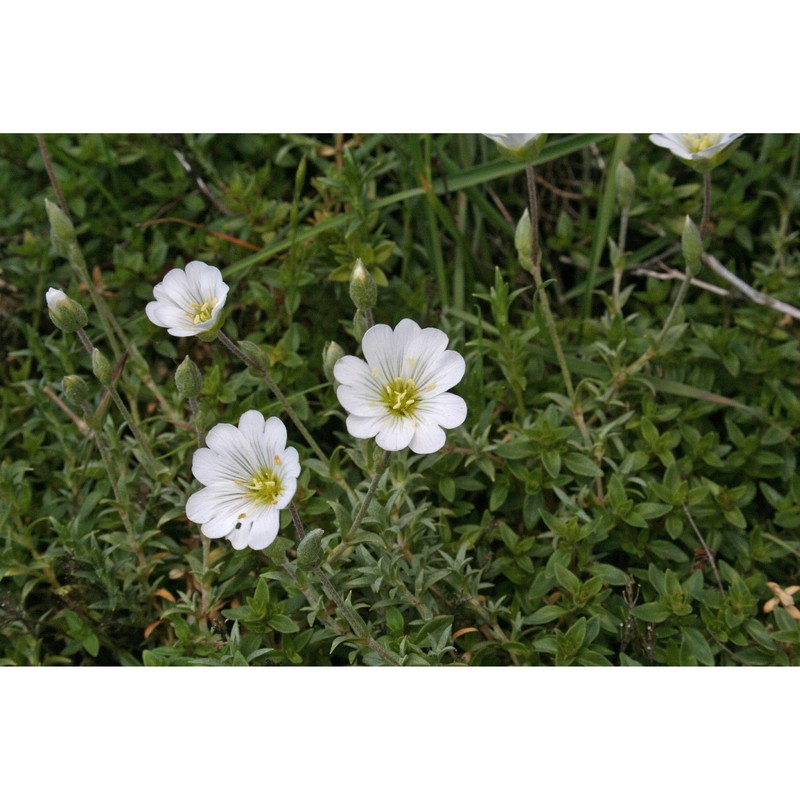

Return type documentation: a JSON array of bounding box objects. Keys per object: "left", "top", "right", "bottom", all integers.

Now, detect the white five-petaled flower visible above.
[
  {"left": 146, "top": 260, "right": 229, "bottom": 337},
  {"left": 186, "top": 411, "right": 300, "bottom": 550},
  {"left": 334, "top": 319, "right": 468, "bottom": 454},
  {"left": 649, "top": 134, "right": 744, "bottom": 171}
]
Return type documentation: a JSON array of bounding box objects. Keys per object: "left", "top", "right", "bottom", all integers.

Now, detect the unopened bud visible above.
[
  {"left": 46, "top": 287, "right": 88, "bottom": 333},
  {"left": 175, "top": 356, "right": 203, "bottom": 398},
  {"left": 236, "top": 340, "right": 269, "bottom": 375},
  {"left": 44, "top": 198, "right": 76, "bottom": 258},
  {"left": 616, "top": 161, "right": 636, "bottom": 207},
  {"left": 352, "top": 309, "right": 370, "bottom": 343},
  {"left": 515, "top": 209, "right": 533, "bottom": 265},
  {"left": 296, "top": 528, "right": 324, "bottom": 569},
  {"left": 682, "top": 215, "right": 704, "bottom": 276},
  {"left": 323, "top": 341, "right": 345, "bottom": 383},
  {"left": 91, "top": 348, "right": 111, "bottom": 386},
  {"left": 63, "top": 375, "right": 89, "bottom": 406},
  {"left": 349, "top": 258, "right": 377, "bottom": 311},
  {"left": 485, "top": 134, "right": 547, "bottom": 163}
]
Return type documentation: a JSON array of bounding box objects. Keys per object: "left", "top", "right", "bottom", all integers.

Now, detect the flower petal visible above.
[
  {"left": 246, "top": 508, "right": 280, "bottom": 550},
  {"left": 337, "top": 382, "right": 381, "bottom": 416},
  {"left": 416, "top": 350, "right": 466, "bottom": 396},
  {"left": 374, "top": 415, "right": 415, "bottom": 451},
  {"left": 408, "top": 422, "right": 446, "bottom": 454},
  {"left": 345, "top": 414, "right": 384, "bottom": 440},
  {"left": 417, "top": 392, "right": 468, "bottom": 429},
  {"left": 334, "top": 354, "right": 374, "bottom": 387}
]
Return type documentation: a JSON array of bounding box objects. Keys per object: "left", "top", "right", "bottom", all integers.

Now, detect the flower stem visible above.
[
  {"left": 329, "top": 449, "right": 391, "bottom": 565},
  {"left": 216, "top": 330, "right": 329, "bottom": 466},
  {"left": 311, "top": 565, "right": 402, "bottom": 666},
  {"left": 38, "top": 131, "right": 177, "bottom": 417},
  {"left": 188, "top": 396, "right": 205, "bottom": 447},
  {"left": 289, "top": 501, "right": 305, "bottom": 543},
  {"left": 614, "top": 268, "right": 693, "bottom": 389},
  {"left": 612, "top": 205, "right": 630, "bottom": 315},
  {"left": 700, "top": 172, "right": 712, "bottom": 240},
  {"left": 77, "top": 327, "right": 162, "bottom": 480},
  {"left": 524, "top": 165, "right": 587, "bottom": 440},
  {"left": 81, "top": 402, "right": 145, "bottom": 568}
]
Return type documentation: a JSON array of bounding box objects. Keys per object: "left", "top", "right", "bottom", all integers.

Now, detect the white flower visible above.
[
  {"left": 649, "top": 134, "right": 744, "bottom": 170},
  {"left": 334, "top": 319, "right": 467, "bottom": 454},
  {"left": 484, "top": 134, "right": 547, "bottom": 162},
  {"left": 146, "top": 260, "right": 229, "bottom": 337},
  {"left": 186, "top": 411, "right": 300, "bottom": 550}
]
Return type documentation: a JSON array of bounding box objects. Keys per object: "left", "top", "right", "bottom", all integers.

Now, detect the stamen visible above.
[
  {"left": 187, "top": 298, "right": 217, "bottom": 324},
  {"left": 244, "top": 467, "right": 283, "bottom": 505},
  {"left": 381, "top": 376, "right": 419, "bottom": 417}
]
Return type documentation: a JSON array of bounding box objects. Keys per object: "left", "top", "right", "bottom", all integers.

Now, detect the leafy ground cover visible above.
[{"left": 1, "top": 132, "right": 799, "bottom": 665}]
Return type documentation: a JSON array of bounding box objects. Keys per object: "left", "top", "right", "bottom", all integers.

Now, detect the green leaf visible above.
[
  {"left": 269, "top": 614, "right": 300, "bottom": 634},
  {"left": 524, "top": 605, "right": 568, "bottom": 625},
  {"left": 563, "top": 453, "right": 603, "bottom": 478},
  {"left": 541, "top": 450, "right": 561, "bottom": 478},
  {"left": 630, "top": 602, "right": 671, "bottom": 623},
  {"left": 553, "top": 563, "right": 582, "bottom": 596},
  {"left": 385, "top": 606, "right": 404, "bottom": 634},
  {"left": 681, "top": 627, "right": 714, "bottom": 666}
]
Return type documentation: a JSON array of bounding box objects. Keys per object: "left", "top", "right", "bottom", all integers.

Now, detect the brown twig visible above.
[
  {"left": 43, "top": 386, "right": 89, "bottom": 435},
  {"left": 632, "top": 264, "right": 731, "bottom": 297},
  {"left": 683, "top": 503, "right": 725, "bottom": 595},
  {"left": 702, "top": 253, "right": 800, "bottom": 321},
  {"left": 36, "top": 134, "right": 70, "bottom": 217}
]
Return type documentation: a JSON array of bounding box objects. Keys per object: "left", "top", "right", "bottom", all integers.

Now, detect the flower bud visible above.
[
  {"left": 44, "top": 198, "right": 76, "bottom": 258},
  {"left": 349, "top": 258, "right": 377, "bottom": 311},
  {"left": 615, "top": 161, "right": 636, "bottom": 207},
  {"left": 515, "top": 209, "right": 533, "bottom": 265},
  {"left": 91, "top": 348, "right": 112, "bottom": 386},
  {"left": 682, "top": 215, "right": 704, "bottom": 276},
  {"left": 296, "top": 528, "right": 324, "bottom": 569},
  {"left": 352, "top": 309, "right": 370, "bottom": 343},
  {"left": 63, "top": 374, "right": 89, "bottom": 406},
  {"left": 175, "top": 355, "right": 203, "bottom": 399},
  {"left": 46, "top": 287, "right": 88, "bottom": 333},
  {"left": 484, "top": 134, "right": 547, "bottom": 163},
  {"left": 236, "top": 340, "right": 269, "bottom": 375},
  {"left": 323, "top": 341, "right": 345, "bottom": 383}
]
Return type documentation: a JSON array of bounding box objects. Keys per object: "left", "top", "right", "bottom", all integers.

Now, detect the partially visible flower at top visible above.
[
  {"left": 145, "top": 260, "right": 229, "bottom": 338},
  {"left": 484, "top": 133, "right": 547, "bottom": 163},
  {"left": 649, "top": 134, "right": 744, "bottom": 172},
  {"left": 46, "top": 287, "right": 88, "bottom": 332},
  {"left": 334, "top": 319, "right": 467, "bottom": 454},
  {"left": 186, "top": 411, "right": 300, "bottom": 550}
]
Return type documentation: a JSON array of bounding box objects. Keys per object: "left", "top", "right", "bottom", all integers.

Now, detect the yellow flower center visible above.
[
  {"left": 381, "top": 376, "right": 419, "bottom": 417},
  {"left": 188, "top": 299, "right": 217, "bottom": 324},
  {"left": 244, "top": 467, "right": 283, "bottom": 506},
  {"left": 681, "top": 134, "right": 721, "bottom": 154}
]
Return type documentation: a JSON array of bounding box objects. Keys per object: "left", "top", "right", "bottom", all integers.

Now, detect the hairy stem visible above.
[
  {"left": 525, "top": 164, "right": 587, "bottom": 441},
  {"left": 329, "top": 449, "right": 391, "bottom": 565},
  {"left": 700, "top": 172, "right": 712, "bottom": 239},
  {"left": 216, "top": 330, "right": 328, "bottom": 466},
  {"left": 311, "top": 565, "right": 402, "bottom": 666},
  {"left": 612, "top": 205, "right": 630, "bottom": 315}
]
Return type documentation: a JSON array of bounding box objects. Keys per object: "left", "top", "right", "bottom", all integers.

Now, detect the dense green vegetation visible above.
[{"left": 2, "top": 133, "right": 799, "bottom": 665}]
